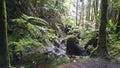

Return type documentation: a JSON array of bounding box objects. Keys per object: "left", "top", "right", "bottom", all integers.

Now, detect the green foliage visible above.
[
  {"left": 63, "top": 18, "right": 76, "bottom": 27},
  {"left": 56, "top": 55, "right": 69, "bottom": 65},
  {"left": 11, "top": 18, "right": 42, "bottom": 38},
  {"left": 107, "top": 33, "right": 120, "bottom": 61},
  {"left": 8, "top": 14, "right": 57, "bottom": 59},
  {"left": 80, "top": 30, "right": 97, "bottom": 39},
  {"left": 108, "top": 34, "right": 117, "bottom": 44},
  {"left": 8, "top": 37, "right": 44, "bottom": 56},
  {"left": 106, "top": 20, "right": 116, "bottom": 33},
  {"left": 112, "top": 1, "right": 120, "bottom": 10},
  {"left": 8, "top": 14, "right": 71, "bottom": 67},
  {"left": 21, "top": 14, "right": 49, "bottom": 26}
]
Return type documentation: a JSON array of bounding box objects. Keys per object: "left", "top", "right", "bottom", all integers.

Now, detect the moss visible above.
[
  {"left": 90, "top": 47, "right": 99, "bottom": 58},
  {"left": 22, "top": 53, "right": 45, "bottom": 64},
  {"left": 21, "top": 53, "right": 69, "bottom": 68}
]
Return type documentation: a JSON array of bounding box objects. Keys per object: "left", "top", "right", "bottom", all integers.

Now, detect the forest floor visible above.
[{"left": 57, "top": 58, "right": 120, "bottom": 68}]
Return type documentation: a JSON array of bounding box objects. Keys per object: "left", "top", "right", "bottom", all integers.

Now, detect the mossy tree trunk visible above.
[
  {"left": 0, "top": 0, "right": 11, "bottom": 68},
  {"left": 91, "top": 0, "right": 108, "bottom": 58},
  {"left": 97, "top": 0, "right": 108, "bottom": 57}
]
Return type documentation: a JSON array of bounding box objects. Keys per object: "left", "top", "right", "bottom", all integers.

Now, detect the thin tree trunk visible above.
[
  {"left": 93, "top": 0, "right": 99, "bottom": 29},
  {"left": 116, "top": 11, "right": 120, "bottom": 40},
  {"left": 76, "top": 0, "right": 78, "bottom": 25},
  {"left": 80, "top": 0, "right": 84, "bottom": 28},
  {"left": 0, "top": 0, "right": 11, "bottom": 68},
  {"left": 87, "top": 0, "right": 91, "bottom": 21}
]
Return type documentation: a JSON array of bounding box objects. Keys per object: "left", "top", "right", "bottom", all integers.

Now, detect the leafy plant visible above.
[{"left": 106, "top": 19, "right": 116, "bottom": 33}]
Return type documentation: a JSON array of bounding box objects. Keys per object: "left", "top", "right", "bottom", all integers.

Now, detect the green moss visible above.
[
  {"left": 22, "top": 53, "right": 45, "bottom": 64},
  {"left": 20, "top": 53, "right": 69, "bottom": 68}
]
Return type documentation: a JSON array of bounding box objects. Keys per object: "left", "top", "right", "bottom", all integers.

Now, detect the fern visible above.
[{"left": 22, "top": 14, "right": 49, "bottom": 26}]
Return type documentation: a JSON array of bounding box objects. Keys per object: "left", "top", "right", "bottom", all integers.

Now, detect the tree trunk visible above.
[
  {"left": 76, "top": 0, "right": 78, "bottom": 25},
  {"left": 0, "top": 0, "right": 11, "bottom": 68},
  {"left": 91, "top": 0, "right": 108, "bottom": 58},
  {"left": 116, "top": 11, "right": 120, "bottom": 40},
  {"left": 93, "top": 0, "right": 99, "bottom": 29},
  {"left": 97, "top": 0, "right": 108, "bottom": 57},
  {"left": 87, "top": 0, "right": 91, "bottom": 21}
]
